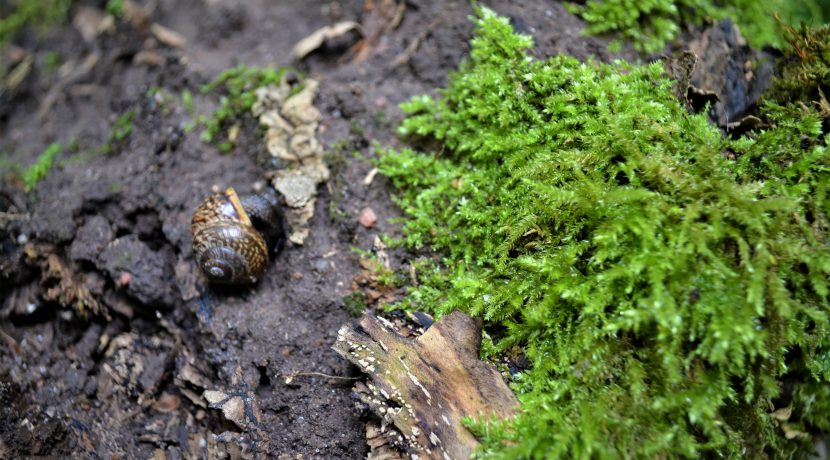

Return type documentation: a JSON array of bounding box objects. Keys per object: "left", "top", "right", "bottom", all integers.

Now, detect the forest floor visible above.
[{"left": 0, "top": 0, "right": 776, "bottom": 457}]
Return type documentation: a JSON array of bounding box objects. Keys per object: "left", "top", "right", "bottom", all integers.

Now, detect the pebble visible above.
[{"left": 358, "top": 207, "right": 377, "bottom": 228}]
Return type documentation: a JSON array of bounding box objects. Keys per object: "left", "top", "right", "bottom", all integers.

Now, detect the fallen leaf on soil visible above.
[
  {"left": 203, "top": 366, "right": 271, "bottom": 456},
  {"left": 292, "top": 21, "right": 360, "bottom": 60},
  {"left": 151, "top": 23, "right": 187, "bottom": 48},
  {"left": 770, "top": 405, "right": 792, "bottom": 421},
  {"left": 255, "top": 76, "right": 330, "bottom": 245},
  {"left": 333, "top": 311, "right": 519, "bottom": 459},
  {"left": 42, "top": 253, "right": 109, "bottom": 319},
  {"left": 134, "top": 49, "right": 165, "bottom": 67},
  {"left": 123, "top": 0, "right": 151, "bottom": 32},
  {"left": 359, "top": 207, "right": 378, "bottom": 228},
  {"left": 99, "top": 332, "right": 175, "bottom": 404},
  {"left": 73, "top": 6, "right": 113, "bottom": 43}
]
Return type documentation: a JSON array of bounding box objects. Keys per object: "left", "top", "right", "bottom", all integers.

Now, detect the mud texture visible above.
[{"left": 0, "top": 0, "right": 764, "bottom": 458}]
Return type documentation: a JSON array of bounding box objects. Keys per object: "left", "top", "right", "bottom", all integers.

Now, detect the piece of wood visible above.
[{"left": 334, "top": 311, "right": 519, "bottom": 459}]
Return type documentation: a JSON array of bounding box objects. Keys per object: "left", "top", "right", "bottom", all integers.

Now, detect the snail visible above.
[{"left": 191, "top": 187, "right": 285, "bottom": 284}]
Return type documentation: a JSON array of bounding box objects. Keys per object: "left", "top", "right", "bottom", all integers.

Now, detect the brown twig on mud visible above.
[
  {"left": 37, "top": 52, "right": 100, "bottom": 122},
  {"left": 282, "top": 371, "right": 359, "bottom": 384},
  {"left": 389, "top": 17, "right": 443, "bottom": 69}
]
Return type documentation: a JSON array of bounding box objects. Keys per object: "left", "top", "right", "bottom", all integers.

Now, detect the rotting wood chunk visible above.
[{"left": 333, "top": 311, "right": 519, "bottom": 459}]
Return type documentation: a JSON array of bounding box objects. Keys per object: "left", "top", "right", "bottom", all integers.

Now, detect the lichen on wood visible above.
[{"left": 333, "top": 311, "right": 519, "bottom": 459}]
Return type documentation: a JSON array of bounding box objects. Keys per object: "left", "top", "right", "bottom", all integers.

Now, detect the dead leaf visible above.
[
  {"left": 203, "top": 366, "right": 271, "bottom": 455},
  {"left": 134, "top": 50, "right": 165, "bottom": 67},
  {"left": 292, "top": 21, "right": 360, "bottom": 60},
  {"left": 333, "top": 311, "right": 519, "bottom": 459},
  {"left": 256, "top": 76, "right": 329, "bottom": 245},
  {"left": 123, "top": 0, "right": 151, "bottom": 32},
  {"left": 770, "top": 405, "right": 792, "bottom": 421},
  {"left": 150, "top": 23, "right": 187, "bottom": 48},
  {"left": 42, "top": 253, "right": 109, "bottom": 319},
  {"left": 72, "top": 6, "right": 111, "bottom": 43},
  {"left": 781, "top": 422, "right": 810, "bottom": 440}
]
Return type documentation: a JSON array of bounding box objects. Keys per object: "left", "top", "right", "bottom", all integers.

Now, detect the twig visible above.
[{"left": 283, "top": 371, "right": 359, "bottom": 384}]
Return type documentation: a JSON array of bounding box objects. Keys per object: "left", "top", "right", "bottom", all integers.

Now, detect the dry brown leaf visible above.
[
  {"left": 150, "top": 23, "right": 187, "bottom": 48},
  {"left": 42, "top": 253, "right": 109, "bottom": 319},
  {"left": 770, "top": 405, "right": 792, "bottom": 421},
  {"left": 292, "top": 21, "right": 360, "bottom": 60}
]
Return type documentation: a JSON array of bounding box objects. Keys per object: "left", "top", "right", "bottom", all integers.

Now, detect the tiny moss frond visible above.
[
  {"left": 569, "top": 0, "right": 830, "bottom": 53},
  {"left": 23, "top": 143, "right": 61, "bottom": 192},
  {"left": 381, "top": 8, "right": 830, "bottom": 457},
  {"left": 200, "top": 65, "right": 293, "bottom": 149}
]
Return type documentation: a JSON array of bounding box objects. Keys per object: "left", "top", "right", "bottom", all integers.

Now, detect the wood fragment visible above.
[{"left": 334, "top": 311, "right": 519, "bottom": 459}]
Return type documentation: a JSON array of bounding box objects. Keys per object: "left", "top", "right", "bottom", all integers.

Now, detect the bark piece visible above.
[{"left": 334, "top": 311, "right": 519, "bottom": 459}]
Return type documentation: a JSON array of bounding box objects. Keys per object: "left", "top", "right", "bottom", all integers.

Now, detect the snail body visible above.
[{"left": 191, "top": 187, "right": 284, "bottom": 284}]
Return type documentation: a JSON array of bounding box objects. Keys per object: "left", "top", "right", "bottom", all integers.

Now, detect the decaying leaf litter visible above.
[{"left": 0, "top": 0, "right": 813, "bottom": 458}]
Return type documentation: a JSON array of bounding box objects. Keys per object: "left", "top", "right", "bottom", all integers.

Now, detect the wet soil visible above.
[{"left": 0, "top": 0, "right": 771, "bottom": 458}]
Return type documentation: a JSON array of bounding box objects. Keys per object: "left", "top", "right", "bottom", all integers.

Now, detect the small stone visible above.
[
  {"left": 358, "top": 207, "right": 377, "bottom": 228},
  {"left": 292, "top": 271, "right": 303, "bottom": 281}
]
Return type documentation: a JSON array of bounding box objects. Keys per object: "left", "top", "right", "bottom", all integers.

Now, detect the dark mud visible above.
[{"left": 0, "top": 1, "right": 768, "bottom": 458}]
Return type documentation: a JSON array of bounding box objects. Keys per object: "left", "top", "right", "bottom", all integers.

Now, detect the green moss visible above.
[
  {"left": 23, "top": 142, "right": 61, "bottom": 192},
  {"left": 104, "top": 110, "right": 135, "bottom": 154},
  {"left": 569, "top": 0, "right": 830, "bottom": 53},
  {"left": 0, "top": 0, "right": 71, "bottom": 46},
  {"left": 105, "top": 0, "right": 125, "bottom": 18},
  {"left": 768, "top": 22, "right": 830, "bottom": 109},
  {"left": 200, "top": 65, "right": 293, "bottom": 150},
  {"left": 380, "top": 8, "right": 829, "bottom": 457}
]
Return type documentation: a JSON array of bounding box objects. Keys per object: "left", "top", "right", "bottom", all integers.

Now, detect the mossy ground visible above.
[
  {"left": 380, "top": 8, "right": 830, "bottom": 458},
  {"left": 570, "top": 0, "right": 830, "bottom": 53}
]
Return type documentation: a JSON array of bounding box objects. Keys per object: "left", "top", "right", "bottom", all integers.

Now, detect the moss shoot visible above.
[
  {"left": 199, "top": 65, "right": 292, "bottom": 151},
  {"left": 570, "top": 0, "right": 830, "bottom": 53},
  {"left": 379, "top": 8, "right": 829, "bottom": 458},
  {"left": 23, "top": 142, "right": 61, "bottom": 192}
]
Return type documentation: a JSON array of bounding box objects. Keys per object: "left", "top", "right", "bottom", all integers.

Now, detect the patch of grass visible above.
[
  {"left": 380, "top": 8, "right": 829, "bottom": 457},
  {"left": 200, "top": 65, "right": 294, "bottom": 151},
  {"left": 101, "top": 110, "right": 135, "bottom": 155},
  {"left": 23, "top": 142, "right": 61, "bottom": 192},
  {"left": 569, "top": 0, "right": 830, "bottom": 53},
  {"left": 181, "top": 88, "right": 194, "bottom": 115},
  {"left": 343, "top": 291, "right": 367, "bottom": 317},
  {"left": 0, "top": 0, "right": 72, "bottom": 46},
  {"left": 44, "top": 50, "right": 61, "bottom": 74}
]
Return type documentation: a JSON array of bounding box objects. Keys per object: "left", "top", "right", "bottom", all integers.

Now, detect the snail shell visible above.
[{"left": 191, "top": 187, "right": 284, "bottom": 284}]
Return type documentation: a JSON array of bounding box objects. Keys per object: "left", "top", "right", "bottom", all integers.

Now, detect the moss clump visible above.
[
  {"left": 769, "top": 21, "right": 830, "bottom": 110},
  {"left": 569, "top": 0, "right": 830, "bottom": 53},
  {"left": 0, "top": 0, "right": 71, "bottom": 46},
  {"left": 200, "top": 65, "right": 291, "bottom": 151},
  {"left": 23, "top": 142, "right": 61, "bottom": 192},
  {"left": 380, "top": 8, "right": 829, "bottom": 457}
]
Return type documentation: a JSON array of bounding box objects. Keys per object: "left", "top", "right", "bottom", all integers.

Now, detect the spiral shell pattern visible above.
[{"left": 191, "top": 188, "right": 271, "bottom": 284}]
